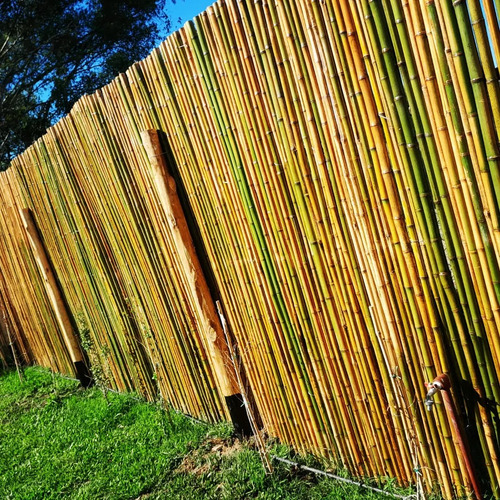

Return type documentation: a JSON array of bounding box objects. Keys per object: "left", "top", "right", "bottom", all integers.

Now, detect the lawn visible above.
[{"left": 0, "top": 367, "right": 415, "bottom": 499}]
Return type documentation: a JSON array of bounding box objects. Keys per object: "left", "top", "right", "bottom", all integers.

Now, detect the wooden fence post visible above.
[
  {"left": 19, "top": 208, "right": 91, "bottom": 387},
  {"left": 141, "top": 129, "right": 252, "bottom": 435}
]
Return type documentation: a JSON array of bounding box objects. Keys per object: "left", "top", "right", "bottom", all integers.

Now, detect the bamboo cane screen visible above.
[{"left": 1, "top": 0, "right": 499, "bottom": 497}]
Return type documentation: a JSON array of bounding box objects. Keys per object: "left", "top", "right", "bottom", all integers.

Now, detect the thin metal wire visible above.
[{"left": 270, "top": 456, "right": 416, "bottom": 500}]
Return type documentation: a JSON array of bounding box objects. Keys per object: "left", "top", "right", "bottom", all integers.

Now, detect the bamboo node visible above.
[{"left": 471, "top": 17, "right": 485, "bottom": 26}]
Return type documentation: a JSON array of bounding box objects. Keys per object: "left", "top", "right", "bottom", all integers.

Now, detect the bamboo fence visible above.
[{"left": 0, "top": 0, "right": 499, "bottom": 497}]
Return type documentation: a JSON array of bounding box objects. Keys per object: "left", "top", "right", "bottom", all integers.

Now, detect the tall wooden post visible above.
[
  {"left": 19, "top": 208, "right": 91, "bottom": 387},
  {"left": 141, "top": 129, "right": 252, "bottom": 435}
]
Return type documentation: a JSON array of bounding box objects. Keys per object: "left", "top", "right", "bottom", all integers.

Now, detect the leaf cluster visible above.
[{"left": 0, "top": 0, "right": 170, "bottom": 169}]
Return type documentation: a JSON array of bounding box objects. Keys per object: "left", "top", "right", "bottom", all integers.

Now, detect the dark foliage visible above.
[{"left": 0, "top": 0, "right": 170, "bottom": 169}]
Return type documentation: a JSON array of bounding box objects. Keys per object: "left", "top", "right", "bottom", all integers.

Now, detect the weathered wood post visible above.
[
  {"left": 141, "top": 129, "right": 252, "bottom": 435},
  {"left": 19, "top": 208, "right": 91, "bottom": 387}
]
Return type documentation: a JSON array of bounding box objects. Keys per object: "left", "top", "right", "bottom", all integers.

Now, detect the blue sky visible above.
[{"left": 164, "top": 0, "right": 214, "bottom": 34}]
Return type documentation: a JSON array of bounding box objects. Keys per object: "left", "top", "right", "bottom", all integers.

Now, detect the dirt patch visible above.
[
  {"left": 176, "top": 456, "right": 211, "bottom": 476},
  {"left": 176, "top": 437, "right": 243, "bottom": 476},
  {"left": 220, "top": 438, "right": 243, "bottom": 456}
]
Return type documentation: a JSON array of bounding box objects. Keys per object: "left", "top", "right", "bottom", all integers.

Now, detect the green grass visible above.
[{"left": 0, "top": 367, "right": 415, "bottom": 499}]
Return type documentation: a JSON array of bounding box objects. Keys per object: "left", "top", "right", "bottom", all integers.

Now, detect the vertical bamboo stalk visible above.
[
  {"left": 2, "top": 307, "right": 22, "bottom": 381},
  {"left": 19, "top": 207, "right": 91, "bottom": 386}
]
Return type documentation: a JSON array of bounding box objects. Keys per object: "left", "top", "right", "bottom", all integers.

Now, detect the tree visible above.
[{"left": 0, "top": 0, "right": 171, "bottom": 170}]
